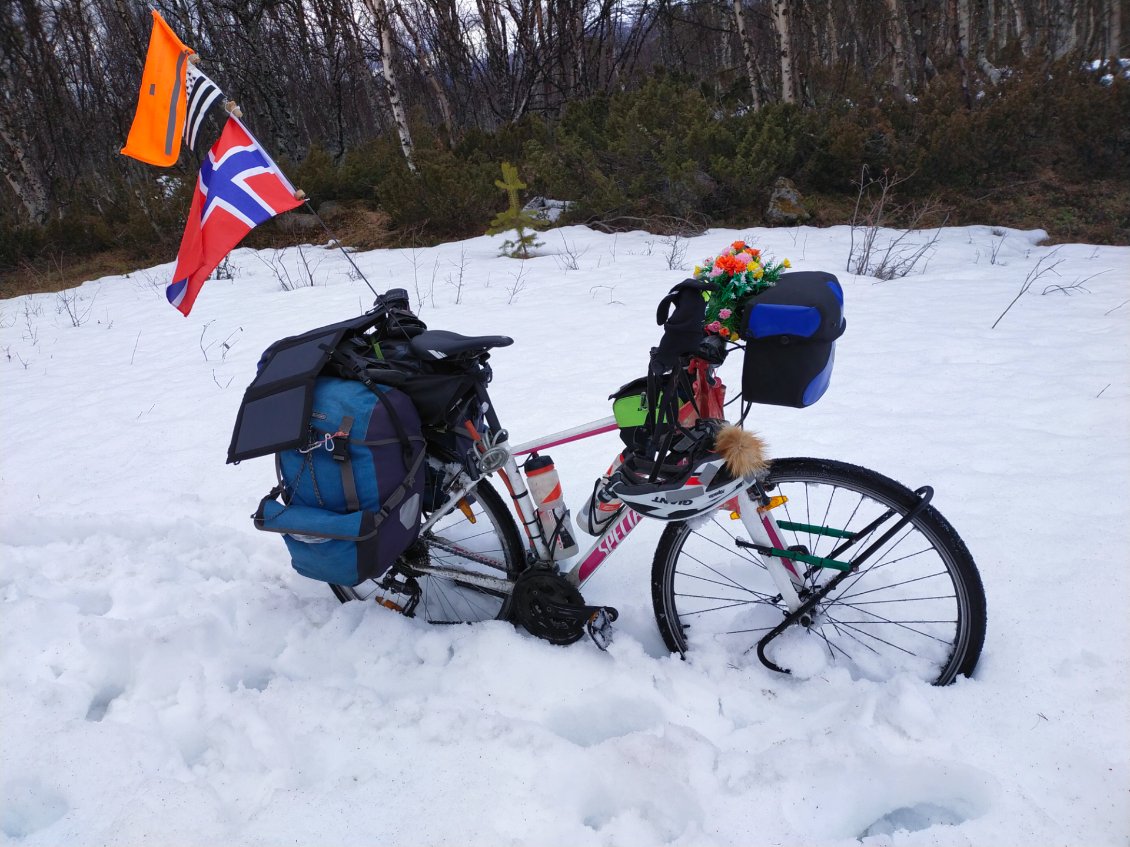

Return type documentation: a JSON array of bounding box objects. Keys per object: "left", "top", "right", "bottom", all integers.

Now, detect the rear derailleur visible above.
[{"left": 509, "top": 568, "right": 619, "bottom": 651}]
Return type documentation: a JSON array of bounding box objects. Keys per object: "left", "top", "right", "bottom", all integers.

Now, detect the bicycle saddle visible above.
[{"left": 409, "top": 329, "right": 514, "bottom": 359}]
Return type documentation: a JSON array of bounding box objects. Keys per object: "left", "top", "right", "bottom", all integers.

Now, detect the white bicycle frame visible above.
[{"left": 434, "top": 414, "right": 809, "bottom": 612}]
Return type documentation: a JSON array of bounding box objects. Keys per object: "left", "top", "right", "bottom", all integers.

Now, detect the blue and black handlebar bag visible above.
[{"left": 739, "top": 271, "right": 846, "bottom": 408}]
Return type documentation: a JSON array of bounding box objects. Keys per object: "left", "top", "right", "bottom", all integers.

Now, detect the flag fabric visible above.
[
  {"left": 168, "top": 116, "right": 302, "bottom": 315},
  {"left": 183, "top": 63, "right": 223, "bottom": 151},
  {"left": 121, "top": 11, "right": 193, "bottom": 166}
]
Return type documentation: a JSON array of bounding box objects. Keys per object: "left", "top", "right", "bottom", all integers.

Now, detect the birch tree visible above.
[
  {"left": 884, "top": 0, "right": 910, "bottom": 92},
  {"left": 363, "top": 0, "right": 417, "bottom": 173},
  {"left": 771, "top": 0, "right": 796, "bottom": 103},
  {"left": 733, "top": 0, "right": 763, "bottom": 108}
]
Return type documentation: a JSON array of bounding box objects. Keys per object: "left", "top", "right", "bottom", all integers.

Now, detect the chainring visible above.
[{"left": 510, "top": 569, "right": 587, "bottom": 645}]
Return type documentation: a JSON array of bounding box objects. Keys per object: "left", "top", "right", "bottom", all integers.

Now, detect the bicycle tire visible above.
[
  {"left": 651, "top": 457, "right": 987, "bottom": 685},
  {"left": 332, "top": 478, "right": 525, "bottom": 624}
]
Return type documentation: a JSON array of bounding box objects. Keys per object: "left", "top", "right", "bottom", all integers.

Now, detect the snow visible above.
[{"left": 2, "top": 224, "right": 1128, "bottom": 845}]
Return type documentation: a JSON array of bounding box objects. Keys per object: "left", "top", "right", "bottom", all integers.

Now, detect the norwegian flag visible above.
[{"left": 168, "top": 116, "right": 302, "bottom": 315}]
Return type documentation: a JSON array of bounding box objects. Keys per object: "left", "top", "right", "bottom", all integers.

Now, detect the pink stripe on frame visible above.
[{"left": 512, "top": 421, "right": 620, "bottom": 456}]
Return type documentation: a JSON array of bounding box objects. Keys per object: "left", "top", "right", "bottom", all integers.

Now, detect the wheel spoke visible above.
[
  {"left": 680, "top": 548, "right": 769, "bottom": 597},
  {"left": 825, "top": 603, "right": 956, "bottom": 645},
  {"left": 676, "top": 567, "right": 779, "bottom": 602},
  {"left": 835, "top": 570, "right": 951, "bottom": 602},
  {"left": 824, "top": 617, "right": 919, "bottom": 657},
  {"left": 700, "top": 518, "right": 766, "bottom": 567},
  {"left": 843, "top": 594, "right": 955, "bottom": 605},
  {"left": 676, "top": 597, "right": 769, "bottom": 616},
  {"left": 814, "top": 624, "right": 854, "bottom": 663}
]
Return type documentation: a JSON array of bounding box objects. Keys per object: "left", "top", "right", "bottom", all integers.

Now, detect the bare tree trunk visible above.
[
  {"left": 1005, "top": 0, "right": 1029, "bottom": 55},
  {"left": 771, "top": 0, "right": 796, "bottom": 103},
  {"left": 1108, "top": 0, "right": 1122, "bottom": 61},
  {"left": 733, "top": 0, "right": 763, "bottom": 108},
  {"left": 907, "top": 0, "right": 935, "bottom": 86},
  {"left": 364, "top": 0, "right": 417, "bottom": 173},
  {"left": 1047, "top": 0, "right": 1075, "bottom": 58},
  {"left": 0, "top": 119, "right": 50, "bottom": 224},
  {"left": 884, "top": 0, "right": 909, "bottom": 92},
  {"left": 951, "top": 0, "right": 973, "bottom": 106},
  {"left": 394, "top": 0, "right": 457, "bottom": 145},
  {"left": 824, "top": 1, "right": 840, "bottom": 69}
]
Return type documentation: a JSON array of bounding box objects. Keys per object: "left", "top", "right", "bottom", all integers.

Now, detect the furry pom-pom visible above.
[{"left": 715, "top": 425, "right": 769, "bottom": 478}]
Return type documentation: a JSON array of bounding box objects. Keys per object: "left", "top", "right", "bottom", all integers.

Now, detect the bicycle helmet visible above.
[{"left": 609, "top": 421, "right": 748, "bottom": 522}]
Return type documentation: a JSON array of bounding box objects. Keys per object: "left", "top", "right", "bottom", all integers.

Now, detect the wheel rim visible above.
[{"left": 664, "top": 470, "right": 972, "bottom": 685}]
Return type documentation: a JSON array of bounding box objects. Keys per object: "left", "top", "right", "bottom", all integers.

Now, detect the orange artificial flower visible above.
[
  {"left": 714, "top": 254, "right": 744, "bottom": 275},
  {"left": 731, "top": 240, "right": 747, "bottom": 252}
]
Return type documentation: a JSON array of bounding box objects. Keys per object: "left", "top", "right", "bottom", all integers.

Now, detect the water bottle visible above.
[
  {"left": 524, "top": 454, "right": 579, "bottom": 559},
  {"left": 579, "top": 454, "right": 625, "bottom": 536}
]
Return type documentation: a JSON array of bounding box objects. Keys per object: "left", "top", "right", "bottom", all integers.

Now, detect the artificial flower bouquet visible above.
[{"left": 694, "top": 240, "right": 790, "bottom": 339}]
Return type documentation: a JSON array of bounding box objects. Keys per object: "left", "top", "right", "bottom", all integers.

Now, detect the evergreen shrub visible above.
[{"left": 5, "top": 63, "right": 1127, "bottom": 280}]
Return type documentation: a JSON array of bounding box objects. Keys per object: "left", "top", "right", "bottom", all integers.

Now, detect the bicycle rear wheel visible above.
[
  {"left": 651, "top": 458, "right": 986, "bottom": 685},
  {"left": 332, "top": 478, "right": 525, "bottom": 624}
]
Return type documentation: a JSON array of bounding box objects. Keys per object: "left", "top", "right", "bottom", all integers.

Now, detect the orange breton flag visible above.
[{"left": 120, "top": 11, "right": 193, "bottom": 167}]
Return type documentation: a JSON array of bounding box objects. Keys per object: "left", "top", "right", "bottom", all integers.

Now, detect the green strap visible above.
[
  {"left": 767, "top": 546, "right": 852, "bottom": 572},
  {"left": 776, "top": 520, "right": 855, "bottom": 539}
]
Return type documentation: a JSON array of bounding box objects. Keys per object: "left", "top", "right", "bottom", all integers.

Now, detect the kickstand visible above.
[{"left": 586, "top": 607, "right": 618, "bottom": 651}]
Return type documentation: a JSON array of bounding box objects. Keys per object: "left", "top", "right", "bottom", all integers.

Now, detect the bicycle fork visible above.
[
  {"left": 734, "top": 485, "right": 855, "bottom": 674},
  {"left": 735, "top": 487, "right": 806, "bottom": 611},
  {"left": 734, "top": 481, "right": 937, "bottom": 675}
]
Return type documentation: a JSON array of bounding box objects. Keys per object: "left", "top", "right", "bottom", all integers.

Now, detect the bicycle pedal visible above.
[
  {"left": 586, "top": 607, "right": 618, "bottom": 651},
  {"left": 375, "top": 595, "right": 409, "bottom": 613}
]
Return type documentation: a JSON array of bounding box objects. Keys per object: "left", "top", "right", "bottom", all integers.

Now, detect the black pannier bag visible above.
[{"left": 739, "top": 271, "right": 846, "bottom": 408}]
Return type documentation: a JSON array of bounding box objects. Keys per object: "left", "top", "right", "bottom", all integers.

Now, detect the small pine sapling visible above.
[{"left": 487, "top": 162, "right": 544, "bottom": 259}]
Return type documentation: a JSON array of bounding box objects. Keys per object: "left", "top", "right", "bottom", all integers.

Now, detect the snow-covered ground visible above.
[{"left": 2, "top": 224, "right": 1128, "bottom": 846}]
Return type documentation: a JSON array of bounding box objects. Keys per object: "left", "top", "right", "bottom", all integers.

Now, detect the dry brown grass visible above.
[
  {"left": 0, "top": 206, "right": 397, "bottom": 301},
  {"left": 959, "top": 174, "right": 1130, "bottom": 247},
  {"left": 2, "top": 183, "right": 1123, "bottom": 302},
  {"left": 806, "top": 176, "right": 1130, "bottom": 247},
  {"left": 0, "top": 250, "right": 146, "bottom": 300}
]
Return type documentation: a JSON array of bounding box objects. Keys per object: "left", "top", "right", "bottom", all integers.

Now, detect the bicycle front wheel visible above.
[
  {"left": 651, "top": 458, "right": 986, "bottom": 685},
  {"left": 332, "top": 478, "right": 525, "bottom": 624}
]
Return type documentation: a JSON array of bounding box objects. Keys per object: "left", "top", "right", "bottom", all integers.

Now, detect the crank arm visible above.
[
  {"left": 540, "top": 599, "right": 620, "bottom": 650},
  {"left": 540, "top": 599, "right": 619, "bottom": 628}
]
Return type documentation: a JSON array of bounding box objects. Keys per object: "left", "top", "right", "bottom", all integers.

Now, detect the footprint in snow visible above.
[{"left": 1, "top": 779, "right": 69, "bottom": 839}]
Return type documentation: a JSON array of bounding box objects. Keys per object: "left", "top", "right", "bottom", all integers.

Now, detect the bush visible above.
[
  {"left": 0, "top": 221, "right": 44, "bottom": 271},
  {"left": 5, "top": 64, "right": 1128, "bottom": 276}
]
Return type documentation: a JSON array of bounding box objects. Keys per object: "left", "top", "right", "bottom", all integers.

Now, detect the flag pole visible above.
[
  {"left": 296, "top": 195, "right": 380, "bottom": 299},
  {"left": 220, "top": 100, "right": 380, "bottom": 299}
]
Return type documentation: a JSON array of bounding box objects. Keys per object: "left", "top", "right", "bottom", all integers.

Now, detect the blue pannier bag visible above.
[
  {"left": 253, "top": 377, "right": 426, "bottom": 585},
  {"left": 739, "top": 271, "right": 846, "bottom": 408}
]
